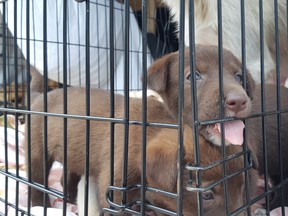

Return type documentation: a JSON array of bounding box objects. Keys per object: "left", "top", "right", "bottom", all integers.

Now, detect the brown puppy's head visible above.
[
  {"left": 147, "top": 45, "right": 255, "bottom": 146},
  {"left": 144, "top": 127, "right": 257, "bottom": 215}
]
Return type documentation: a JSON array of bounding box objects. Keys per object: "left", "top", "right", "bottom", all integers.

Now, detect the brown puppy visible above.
[
  {"left": 246, "top": 85, "right": 288, "bottom": 210},
  {"left": 26, "top": 46, "right": 255, "bottom": 215},
  {"left": 147, "top": 46, "right": 288, "bottom": 210},
  {"left": 147, "top": 45, "right": 255, "bottom": 147},
  {"left": 27, "top": 87, "right": 257, "bottom": 216}
]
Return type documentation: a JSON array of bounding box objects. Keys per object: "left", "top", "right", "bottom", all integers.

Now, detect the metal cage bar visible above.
[{"left": 0, "top": 0, "right": 288, "bottom": 216}]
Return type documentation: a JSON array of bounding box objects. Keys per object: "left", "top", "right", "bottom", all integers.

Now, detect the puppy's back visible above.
[
  {"left": 248, "top": 84, "right": 288, "bottom": 176},
  {"left": 29, "top": 87, "right": 174, "bottom": 175}
]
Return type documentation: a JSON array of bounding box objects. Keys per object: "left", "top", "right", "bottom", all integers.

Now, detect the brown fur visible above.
[
  {"left": 116, "top": 0, "right": 163, "bottom": 34},
  {"left": 27, "top": 88, "right": 257, "bottom": 215},
  {"left": 147, "top": 45, "right": 255, "bottom": 147},
  {"left": 27, "top": 45, "right": 259, "bottom": 215},
  {"left": 147, "top": 46, "right": 288, "bottom": 210},
  {"left": 164, "top": 0, "right": 288, "bottom": 85},
  {"left": 246, "top": 84, "right": 288, "bottom": 210}
]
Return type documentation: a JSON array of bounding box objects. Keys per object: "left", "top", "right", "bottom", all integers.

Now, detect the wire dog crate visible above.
[{"left": 0, "top": 0, "right": 288, "bottom": 216}]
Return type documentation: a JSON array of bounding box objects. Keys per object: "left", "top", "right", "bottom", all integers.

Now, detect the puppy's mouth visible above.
[{"left": 203, "top": 120, "right": 245, "bottom": 146}]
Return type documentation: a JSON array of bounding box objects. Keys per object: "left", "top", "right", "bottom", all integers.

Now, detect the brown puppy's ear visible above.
[
  {"left": 146, "top": 132, "right": 178, "bottom": 191},
  {"left": 147, "top": 53, "right": 175, "bottom": 93},
  {"left": 245, "top": 70, "right": 255, "bottom": 99}
]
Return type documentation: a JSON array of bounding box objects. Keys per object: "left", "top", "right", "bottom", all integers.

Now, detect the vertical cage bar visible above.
[
  {"left": 25, "top": 0, "right": 32, "bottom": 214},
  {"left": 95, "top": 3, "right": 100, "bottom": 89},
  {"left": 240, "top": 1, "right": 252, "bottom": 215},
  {"left": 216, "top": 0, "right": 228, "bottom": 214},
  {"left": 77, "top": 4, "right": 81, "bottom": 86},
  {"left": 2, "top": 1, "right": 8, "bottom": 215},
  {"left": 104, "top": 1, "right": 109, "bottom": 90},
  {"left": 274, "top": 0, "right": 281, "bottom": 87},
  {"left": 188, "top": 0, "right": 203, "bottom": 215},
  {"left": 141, "top": 0, "right": 148, "bottom": 215},
  {"left": 84, "top": 1, "right": 91, "bottom": 216},
  {"left": 109, "top": 0, "right": 115, "bottom": 211},
  {"left": 67, "top": 2, "right": 71, "bottom": 86},
  {"left": 283, "top": 0, "right": 288, "bottom": 212},
  {"left": 177, "top": 1, "right": 185, "bottom": 215},
  {"left": 273, "top": 0, "right": 285, "bottom": 214},
  {"left": 56, "top": 0, "right": 61, "bottom": 83},
  {"left": 43, "top": 0, "right": 49, "bottom": 214},
  {"left": 258, "top": 0, "right": 270, "bottom": 212},
  {"left": 62, "top": 0, "right": 68, "bottom": 215},
  {"left": 20, "top": 2, "right": 25, "bottom": 102},
  {"left": 13, "top": 0, "right": 19, "bottom": 214},
  {"left": 122, "top": 0, "right": 130, "bottom": 206}
]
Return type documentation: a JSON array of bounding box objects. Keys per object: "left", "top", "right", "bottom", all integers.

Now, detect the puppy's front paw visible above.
[{"left": 254, "top": 208, "right": 267, "bottom": 216}]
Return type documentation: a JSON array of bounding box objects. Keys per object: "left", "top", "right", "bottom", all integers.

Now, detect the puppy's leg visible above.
[
  {"left": 269, "top": 183, "right": 288, "bottom": 211},
  {"left": 27, "top": 118, "right": 53, "bottom": 207},
  {"left": 30, "top": 156, "right": 53, "bottom": 207},
  {"left": 97, "top": 163, "right": 127, "bottom": 216},
  {"left": 77, "top": 175, "right": 100, "bottom": 216},
  {"left": 60, "top": 171, "right": 81, "bottom": 204},
  {"left": 97, "top": 165, "right": 113, "bottom": 214}
]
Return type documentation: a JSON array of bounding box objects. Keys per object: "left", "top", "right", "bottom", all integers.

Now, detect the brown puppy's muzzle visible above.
[{"left": 225, "top": 92, "right": 248, "bottom": 116}]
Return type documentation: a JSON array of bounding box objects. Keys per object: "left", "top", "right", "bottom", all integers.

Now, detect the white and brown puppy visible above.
[
  {"left": 164, "top": 0, "right": 288, "bottom": 85},
  {"left": 27, "top": 45, "right": 257, "bottom": 215}
]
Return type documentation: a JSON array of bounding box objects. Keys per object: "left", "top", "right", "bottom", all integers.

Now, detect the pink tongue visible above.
[{"left": 216, "top": 120, "right": 245, "bottom": 145}]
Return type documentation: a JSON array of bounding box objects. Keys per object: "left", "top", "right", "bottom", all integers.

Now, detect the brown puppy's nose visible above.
[{"left": 225, "top": 93, "right": 247, "bottom": 113}]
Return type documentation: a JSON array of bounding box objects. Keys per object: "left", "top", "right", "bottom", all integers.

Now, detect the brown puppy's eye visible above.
[
  {"left": 187, "top": 71, "right": 201, "bottom": 81},
  {"left": 202, "top": 190, "right": 214, "bottom": 200},
  {"left": 235, "top": 74, "right": 243, "bottom": 83}
]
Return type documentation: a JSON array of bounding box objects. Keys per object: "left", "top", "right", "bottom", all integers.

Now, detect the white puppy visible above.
[{"left": 164, "top": 0, "right": 288, "bottom": 84}]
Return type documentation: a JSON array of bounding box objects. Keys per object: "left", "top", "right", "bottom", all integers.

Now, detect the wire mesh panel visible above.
[{"left": 0, "top": 0, "right": 288, "bottom": 216}]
